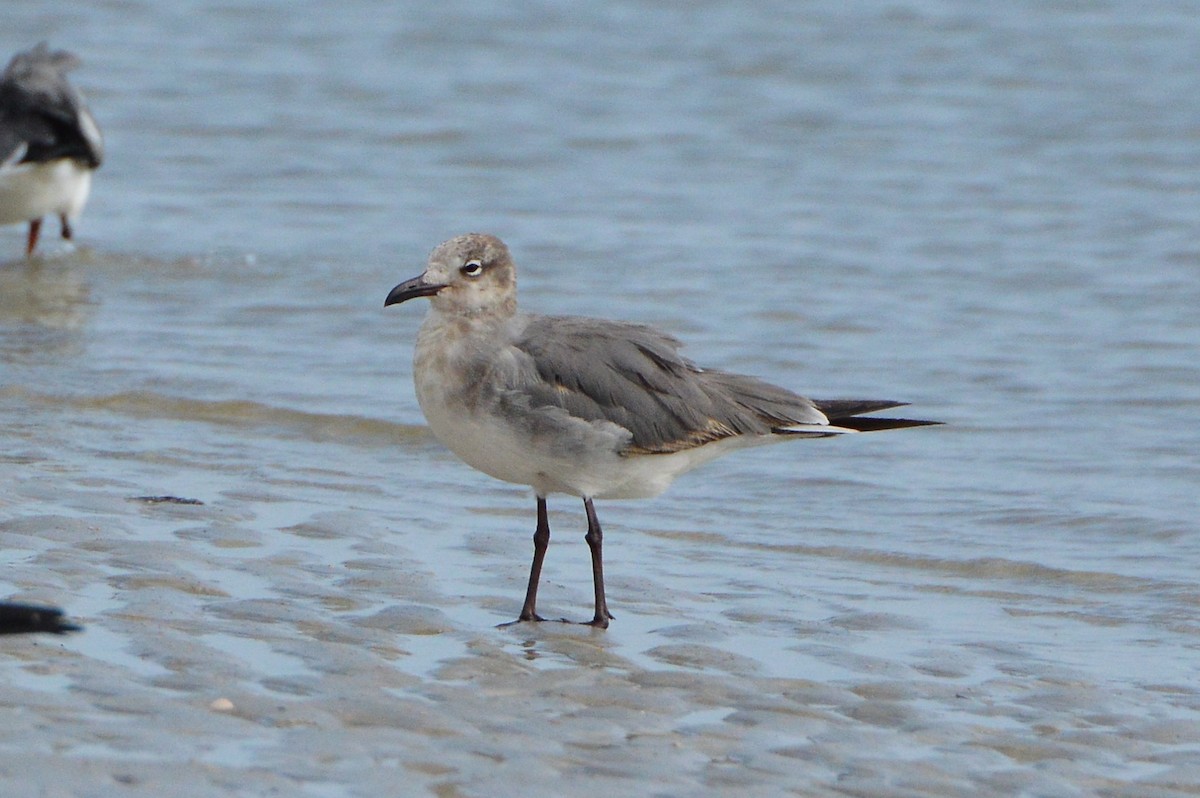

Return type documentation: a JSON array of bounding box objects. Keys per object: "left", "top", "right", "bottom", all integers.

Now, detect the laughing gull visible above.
[
  {"left": 0, "top": 43, "right": 104, "bottom": 257},
  {"left": 385, "top": 234, "right": 938, "bottom": 628}
]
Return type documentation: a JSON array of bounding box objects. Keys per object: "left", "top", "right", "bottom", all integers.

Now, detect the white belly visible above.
[
  {"left": 414, "top": 350, "right": 782, "bottom": 500},
  {"left": 0, "top": 160, "right": 93, "bottom": 226}
]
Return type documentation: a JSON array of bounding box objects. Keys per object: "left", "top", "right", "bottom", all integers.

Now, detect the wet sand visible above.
[{"left": 3, "top": 342, "right": 1198, "bottom": 795}]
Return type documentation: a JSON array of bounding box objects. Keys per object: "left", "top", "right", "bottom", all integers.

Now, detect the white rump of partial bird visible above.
[
  {"left": 385, "top": 233, "right": 939, "bottom": 628},
  {"left": 0, "top": 43, "right": 103, "bottom": 257}
]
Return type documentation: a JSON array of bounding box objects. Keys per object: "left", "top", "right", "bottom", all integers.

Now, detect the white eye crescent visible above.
[{"left": 461, "top": 260, "right": 484, "bottom": 278}]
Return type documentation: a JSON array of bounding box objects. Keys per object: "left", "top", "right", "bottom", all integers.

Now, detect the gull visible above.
[
  {"left": 385, "top": 233, "right": 938, "bottom": 628},
  {"left": 0, "top": 43, "right": 104, "bottom": 257}
]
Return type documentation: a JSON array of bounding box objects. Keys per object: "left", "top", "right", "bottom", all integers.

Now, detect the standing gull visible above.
[
  {"left": 0, "top": 43, "right": 104, "bottom": 257},
  {"left": 385, "top": 233, "right": 938, "bottom": 628}
]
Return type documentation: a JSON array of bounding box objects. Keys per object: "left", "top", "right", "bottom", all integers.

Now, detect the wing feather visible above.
[
  {"left": 510, "top": 315, "right": 828, "bottom": 454},
  {"left": 0, "top": 44, "right": 102, "bottom": 167}
]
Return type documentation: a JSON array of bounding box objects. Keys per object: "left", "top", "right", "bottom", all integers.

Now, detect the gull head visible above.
[
  {"left": 3, "top": 42, "right": 82, "bottom": 89},
  {"left": 385, "top": 233, "right": 517, "bottom": 318}
]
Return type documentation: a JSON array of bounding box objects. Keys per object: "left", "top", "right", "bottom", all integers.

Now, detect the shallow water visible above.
[{"left": 3, "top": 1, "right": 1200, "bottom": 795}]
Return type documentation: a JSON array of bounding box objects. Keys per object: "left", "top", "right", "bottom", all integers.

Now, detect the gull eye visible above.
[{"left": 460, "top": 259, "right": 484, "bottom": 278}]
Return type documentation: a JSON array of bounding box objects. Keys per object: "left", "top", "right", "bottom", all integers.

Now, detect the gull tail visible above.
[{"left": 812, "top": 399, "right": 942, "bottom": 432}]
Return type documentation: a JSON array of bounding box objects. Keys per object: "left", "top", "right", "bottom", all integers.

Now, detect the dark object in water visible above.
[
  {"left": 0, "top": 601, "right": 81, "bottom": 635},
  {"left": 132, "top": 495, "right": 204, "bottom": 505}
]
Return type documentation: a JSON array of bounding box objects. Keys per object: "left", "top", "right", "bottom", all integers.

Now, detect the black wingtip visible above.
[
  {"left": 810, "top": 398, "right": 941, "bottom": 432},
  {"left": 812, "top": 398, "right": 909, "bottom": 418},
  {"left": 0, "top": 602, "right": 82, "bottom": 636},
  {"left": 829, "top": 416, "right": 943, "bottom": 432}
]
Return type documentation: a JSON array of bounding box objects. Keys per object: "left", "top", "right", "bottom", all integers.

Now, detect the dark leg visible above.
[
  {"left": 501, "top": 496, "right": 550, "bottom": 625},
  {"left": 60, "top": 214, "right": 74, "bottom": 241},
  {"left": 26, "top": 218, "right": 42, "bottom": 256},
  {"left": 582, "top": 497, "right": 613, "bottom": 628}
]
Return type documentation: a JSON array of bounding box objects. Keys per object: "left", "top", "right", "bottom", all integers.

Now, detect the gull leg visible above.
[
  {"left": 26, "top": 218, "right": 42, "bottom": 256},
  {"left": 501, "top": 496, "right": 551, "bottom": 625},
  {"left": 582, "top": 497, "right": 613, "bottom": 628},
  {"left": 60, "top": 214, "right": 74, "bottom": 241}
]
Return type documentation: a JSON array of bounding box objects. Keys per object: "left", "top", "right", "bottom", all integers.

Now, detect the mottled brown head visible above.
[{"left": 385, "top": 233, "right": 518, "bottom": 318}]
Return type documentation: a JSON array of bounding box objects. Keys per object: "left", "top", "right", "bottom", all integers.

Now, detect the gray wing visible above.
[
  {"left": 0, "top": 44, "right": 103, "bottom": 168},
  {"left": 510, "top": 315, "right": 829, "bottom": 454}
]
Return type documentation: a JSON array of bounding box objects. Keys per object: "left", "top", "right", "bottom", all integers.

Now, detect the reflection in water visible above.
[{"left": 0, "top": 257, "right": 92, "bottom": 359}]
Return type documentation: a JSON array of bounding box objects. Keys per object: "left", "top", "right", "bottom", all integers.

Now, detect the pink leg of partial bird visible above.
[{"left": 26, "top": 218, "right": 42, "bottom": 256}]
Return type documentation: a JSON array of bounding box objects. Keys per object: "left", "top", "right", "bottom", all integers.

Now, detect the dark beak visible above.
[{"left": 385, "top": 274, "right": 445, "bottom": 307}]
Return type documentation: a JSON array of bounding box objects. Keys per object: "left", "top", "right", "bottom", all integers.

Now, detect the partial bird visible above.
[
  {"left": 385, "top": 234, "right": 939, "bottom": 628},
  {"left": 0, "top": 43, "right": 103, "bottom": 257},
  {"left": 0, "top": 601, "right": 82, "bottom": 635}
]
